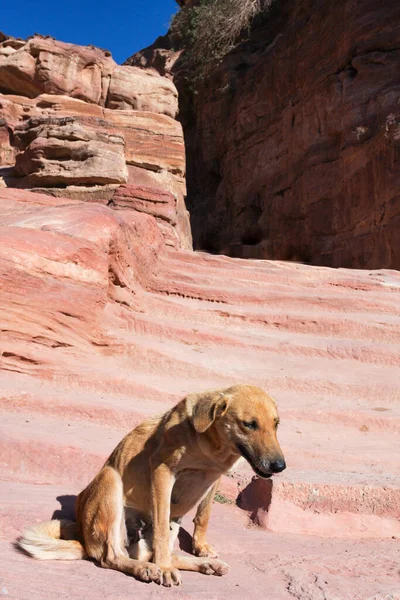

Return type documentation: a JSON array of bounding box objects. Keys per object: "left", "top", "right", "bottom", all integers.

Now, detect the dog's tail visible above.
[{"left": 17, "top": 519, "right": 86, "bottom": 560}]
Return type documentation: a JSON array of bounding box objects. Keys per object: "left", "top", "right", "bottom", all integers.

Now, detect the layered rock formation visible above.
[
  {"left": 0, "top": 185, "right": 399, "bottom": 599},
  {"left": 0, "top": 33, "right": 191, "bottom": 249},
  {"left": 128, "top": 0, "right": 400, "bottom": 269},
  {"left": 110, "top": 183, "right": 188, "bottom": 248}
]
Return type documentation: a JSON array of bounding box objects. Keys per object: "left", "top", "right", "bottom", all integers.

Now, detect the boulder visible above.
[
  {"left": 107, "top": 66, "right": 178, "bottom": 118},
  {"left": 13, "top": 116, "right": 128, "bottom": 186},
  {"left": 0, "top": 34, "right": 180, "bottom": 117},
  {"left": 0, "top": 35, "right": 114, "bottom": 105}
]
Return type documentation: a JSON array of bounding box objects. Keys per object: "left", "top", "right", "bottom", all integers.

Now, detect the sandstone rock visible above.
[
  {"left": 0, "top": 31, "right": 191, "bottom": 249},
  {"left": 13, "top": 116, "right": 128, "bottom": 186},
  {"left": 125, "top": 35, "right": 181, "bottom": 79},
  {"left": 0, "top": 32, "right": 25, "bottom": 55},
  {"left": 130, "top": 0, "right": 400, "bottom": 269},
  {"left": 0, "top": 12, "right": 400, "bottom": 599},
  {"left": 0, "top": 186, "right": 165, "bottom": 359},
  {"left": 103, "top": 109, "right": 190, "bottom": 246},
  {"left": 25, "top": 184, "right": 121, "bottom": 202},
  {"left": 0, "top": 34, "right": 181, "bottom": 118},
  {"left": 0, "top": 93, "right": 186, "bottom": 185},
  {"left": 103, "top": 109, "right": 185, "bottom": 178},
  {"left": 107, "top": 66, "right": 178, "bottom": 118},
  {"left": 0, "top": 118, "right": 13, "bottom": 165},
  {"left": 0, "top": 35, "right": 115, "bottom": 104},
  {"left": 24, "top": 93, "right": 105, "bottom": 118},
  {"left": 0, "top": 95, "right": 26, "bottom": 166},
  {"left": 0, "top": 91, "right": 191, "bottom": 248},
  {"left": 0, "top": 94, "right": 105, "bottom": 163},
  {"left": 110, "top": 183, "right": 185, "bottom": 248}
]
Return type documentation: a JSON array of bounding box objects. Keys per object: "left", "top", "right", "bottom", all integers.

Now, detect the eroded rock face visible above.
[
  {"left": 129, "top": 0, "right": 400, "bottom": 269},
  {"left": 13, "top": 116, "right": 128, "bottom": 186},
  {"left": 0, "top": 187, "right": 165, "bottom": 356},
  {"left": 0, "top": 33, "right": 191, "bottom": 249},
  {"left": 0, "top": 187, "right": 400, "bottom": 600},
  {"left": 108, "top": 66, "right": 178, "bottom": 118},
  {"left": 186, "top": 0, "right": 400, "bottom": 269},
  {"left": 110, "top": 183, "right": 189, "bottom": 248},
  {"left": 0, "top": 34, "right": 178, "bottom": 117}
]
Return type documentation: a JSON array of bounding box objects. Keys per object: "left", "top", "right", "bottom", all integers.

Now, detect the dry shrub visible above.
[{"left": 170, "top": 0, "right": 273, "bottom": 83}]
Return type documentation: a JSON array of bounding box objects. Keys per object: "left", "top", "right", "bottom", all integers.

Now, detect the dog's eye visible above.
[
  {"left": 242, "top": 420, "right": 258, "bottom": 430},
  {"left": 274, "top": 418, "right": 280, "bottom": 430}
]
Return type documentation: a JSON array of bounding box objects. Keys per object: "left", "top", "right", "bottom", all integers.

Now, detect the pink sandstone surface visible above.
[{"left": 0, "top": 187, "right": 399, "bottom": 599}]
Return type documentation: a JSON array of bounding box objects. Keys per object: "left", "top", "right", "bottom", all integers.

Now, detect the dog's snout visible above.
[{"left": 269, "top": 459, "right": 286, "bottom": 473}]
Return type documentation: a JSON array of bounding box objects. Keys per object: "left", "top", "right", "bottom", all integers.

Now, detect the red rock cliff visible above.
[{"left": 128, "top": 0, "right": 400, "bottom": 269}]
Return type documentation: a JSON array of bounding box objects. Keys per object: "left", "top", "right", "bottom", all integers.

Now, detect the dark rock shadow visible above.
[{"left": 236, "top": 477, "right": 273, "bottom": 524}]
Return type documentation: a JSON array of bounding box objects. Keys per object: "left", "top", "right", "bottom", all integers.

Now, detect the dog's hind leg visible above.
[
  {"left": 192, "top": 479, "right": 220, "bottom": 557},
  {"left": 78, "top": 466, "right": 162, "bottom": 583}
]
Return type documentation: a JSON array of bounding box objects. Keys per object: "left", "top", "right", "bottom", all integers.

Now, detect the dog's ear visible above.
[{"left": 188, "top": 391, "right": 229, "bottom": 433}]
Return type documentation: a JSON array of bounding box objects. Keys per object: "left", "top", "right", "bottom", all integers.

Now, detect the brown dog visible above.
[{"left": 18, "top": 384, "right": 285, "bottom": 586}]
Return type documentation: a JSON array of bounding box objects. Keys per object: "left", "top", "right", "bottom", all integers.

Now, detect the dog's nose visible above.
[{"left": 270, "top": 459, "right": 286, "bottom": 473}]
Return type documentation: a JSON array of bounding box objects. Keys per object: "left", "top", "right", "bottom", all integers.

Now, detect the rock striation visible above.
[
  {"left": 0, "top": 17, "right": 399, "bottom": 600},
  {"left": 110, "top": 183, "right": 189, "bottom": 248}
]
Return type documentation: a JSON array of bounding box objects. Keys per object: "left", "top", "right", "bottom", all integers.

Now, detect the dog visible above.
[{"left": 18, "top": 384, "right": 286, "bottom": 587}]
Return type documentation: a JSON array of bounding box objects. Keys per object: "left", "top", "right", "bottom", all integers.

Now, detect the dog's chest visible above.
[{"left": 170, "top": 468, "right": 215, "bottom": 516}]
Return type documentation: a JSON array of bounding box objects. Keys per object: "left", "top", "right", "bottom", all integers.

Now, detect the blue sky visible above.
[{"left": 2, "top": 0, "right": 179, "bottom": 64}]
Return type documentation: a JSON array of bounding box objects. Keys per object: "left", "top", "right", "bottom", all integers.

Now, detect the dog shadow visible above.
[
  {"left": 177, "top": 526, "right": 193, "bottom": 554},
  {"left": 52, "top": 495, "right": 77, "bottom": 520},
  {"left": 15, "top": 495, "right": 78, "bottom": 557}
]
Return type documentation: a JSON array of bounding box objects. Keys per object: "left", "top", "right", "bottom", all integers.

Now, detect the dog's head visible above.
[{"left": 188, "top": 385, "right": 286, "bottom": 478}]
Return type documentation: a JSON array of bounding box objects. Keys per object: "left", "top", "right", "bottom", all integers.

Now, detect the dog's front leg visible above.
[
  {"left": 193, "top": 478, "right": 220, "bottom": 558},
  {"left": 151, "top": 461, "right": 181, "bottom": 587}
]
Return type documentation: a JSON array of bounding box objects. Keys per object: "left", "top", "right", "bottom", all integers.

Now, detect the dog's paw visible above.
[
  {"left": 160, "top": 567, "right": 182, "bottom": 587},
  {"left": 199, "top": 559, "right": 229, "bottom": 576},
  {"left": 136, "top": 562, "right": 163, "bottom": 583},
  {"left": 193, "top": 542, "right": 219, "bottom": 558}
]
